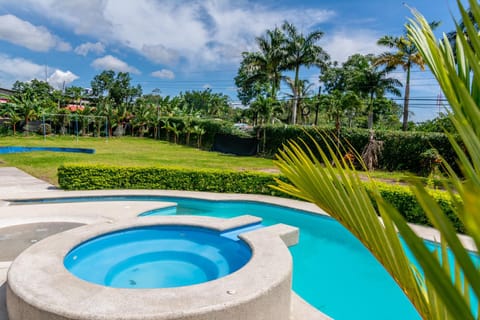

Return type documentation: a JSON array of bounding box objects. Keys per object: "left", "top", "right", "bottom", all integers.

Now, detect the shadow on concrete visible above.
[{"left": 0, "top": 281, "right": 7, "bottom": 320}]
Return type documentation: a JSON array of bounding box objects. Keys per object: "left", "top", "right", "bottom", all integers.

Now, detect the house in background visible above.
[{"left": 0, "top": 87, "right": 14, "bottom": 104}]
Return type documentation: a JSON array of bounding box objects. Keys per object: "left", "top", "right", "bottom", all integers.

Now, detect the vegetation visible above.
[
  {"left": 375, "top": 21, "right": 439, "bottom": 131},
  {"left": 273, "top": 1, "right": 480, "bottom": 319},
  {"left": 0, "top": 136, "right": 276, "bottom": 185},
  {"left": 57, "top": 163, "right": 461, "bottom": 232}
]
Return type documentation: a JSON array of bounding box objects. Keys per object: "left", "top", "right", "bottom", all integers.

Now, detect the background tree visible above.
[
  {"left": 375, "top": 21, "right": 439, "bottom": 131},
  {"left": 281, "top": 21, "right": 329, "bottom": 124},
  {"left": 235, "top": 27, "right": 285, "bottom": 105},
  {"left": 347, "top": 54, "right": 402, "bottom": 129}
]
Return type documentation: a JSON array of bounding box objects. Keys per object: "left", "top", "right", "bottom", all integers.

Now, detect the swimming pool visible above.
[
  {"left": 12, "top": 194, "right": 479, "bottom": 320},
  {"left": 0, "top": 146, "right": 95, "bottom": 154}
]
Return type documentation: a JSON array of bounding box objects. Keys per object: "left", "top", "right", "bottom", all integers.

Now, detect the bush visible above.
[
  {"left": 58, "top": 164, "right": 288, "bottom": 196},
  {"left": 58, "top": 164, "right": 463, "bottom": 233},
  {"left": 261, "top": 125, "right": 459, "bottom": 174}
]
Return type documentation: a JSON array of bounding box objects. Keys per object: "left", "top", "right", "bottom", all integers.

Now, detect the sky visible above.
[{"left": 0, "top": 0, "right": 466, "bottom": 122}]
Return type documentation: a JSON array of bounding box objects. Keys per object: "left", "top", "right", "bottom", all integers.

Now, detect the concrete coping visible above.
[
  {"left": 5, "top": 189, "right": 477, "bottom": 252},
  {"left": 7, "top": 215, "right": 300, "bottom": 320}
]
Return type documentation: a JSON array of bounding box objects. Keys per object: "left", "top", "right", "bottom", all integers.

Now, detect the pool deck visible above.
[
  {"left": 0, "top": 167, "right": 332, "bottom": 320},
  {"left": 0, "top": 167, "right": 476, "bottom": 320}
]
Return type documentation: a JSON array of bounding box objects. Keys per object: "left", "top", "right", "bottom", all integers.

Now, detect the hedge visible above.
[
  {"left": 260, "top": 125, "right": 460, "bottom": 175},
  {"left": 58, "top": 164, "right": 463, "bottom": 233}
]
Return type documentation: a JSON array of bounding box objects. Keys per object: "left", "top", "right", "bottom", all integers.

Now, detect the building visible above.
[{"left": 0, "top": 87, "right": 14, "bottom": 103}]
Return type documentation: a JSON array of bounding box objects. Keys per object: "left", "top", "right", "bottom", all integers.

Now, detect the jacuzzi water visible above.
[
  {"left": 64, "top": 225, "right": 252, "bottom": 288},
  {"left": 16, "top": 195, "right": 479, "bottom": 320}
]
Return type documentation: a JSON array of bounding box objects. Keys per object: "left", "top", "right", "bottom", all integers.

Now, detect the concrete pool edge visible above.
[
  {"left": 4, "top": 189, "right": 477, "bottom": 252},
  {"left": 7, "top": 215, "right": 302, "bottom": 320}
]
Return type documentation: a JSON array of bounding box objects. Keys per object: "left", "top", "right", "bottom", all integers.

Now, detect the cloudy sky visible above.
[{"left": 0, "top": 0, "right": 465, "bottom": 121}]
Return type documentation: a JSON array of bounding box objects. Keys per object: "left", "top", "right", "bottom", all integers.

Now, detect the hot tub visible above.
[{"left": 6, "top": 215, "right": 298, "bottom": 320}]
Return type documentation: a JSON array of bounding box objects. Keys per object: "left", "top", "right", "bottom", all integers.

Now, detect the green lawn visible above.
[
  {"left": 0, "top": 135, "right": 438, "bottom": 188},
  {"left": 0, "top": 136, "right": 277, "bottom": 185}
]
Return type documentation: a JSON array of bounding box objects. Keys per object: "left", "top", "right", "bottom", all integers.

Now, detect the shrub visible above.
[
  {"left": 58, "top": 164, "right": 463, "bottom": 232},
  {"left": 261, "top": 125, "right": 458, "bottom": 174}
]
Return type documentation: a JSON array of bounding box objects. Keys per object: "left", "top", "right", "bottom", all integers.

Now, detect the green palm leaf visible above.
[{"left": 274, "top": 1, "right": 480, "bottom": 319}]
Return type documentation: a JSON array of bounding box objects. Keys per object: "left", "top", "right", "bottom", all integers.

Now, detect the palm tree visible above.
[
  {"left": 351, "top": 62, "right": 402, "bottom": 129},
  {"left": 8, "top": 89, "right": 39, "bottom": 134},
  {"left": 283, "top": 77, "right": 314, "bottom": 124},
  {"left": 1, "top": 102, "right": 21, "bottom": 135},
  {"left": 237, "top": 27, "right": 286, "bottom": 100},
  {"left": 281, "top": 21, "right": 329, "bottom": 124},
  {"left": 376, "top": 22, "right": 439, "bottom": 131}
]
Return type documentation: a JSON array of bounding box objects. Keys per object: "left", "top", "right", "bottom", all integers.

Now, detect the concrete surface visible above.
[
  {"left": 7, "top": 216, "right": 297, "bottom": 320},
  {"left": 0, "top": 167, "right": 475, "bottom": 320}
]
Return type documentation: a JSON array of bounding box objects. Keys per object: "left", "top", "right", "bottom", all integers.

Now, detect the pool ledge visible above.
[{"left": 6, "top": 215, "right": 332, "bottom": 320}]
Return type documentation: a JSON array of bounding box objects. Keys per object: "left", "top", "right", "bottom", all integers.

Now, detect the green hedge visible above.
[
  {"left": 261, "top": 125, "right": 459, "bottom": 174},
  {"left": 58, "top": 164, "right": 463, "bottom": 233},
  {"left": 58, "top": 164, "right": 288, "bottom": 196}
]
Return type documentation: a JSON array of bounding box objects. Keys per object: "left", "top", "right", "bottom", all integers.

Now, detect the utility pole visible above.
[{"left": 314, "top": 86, "right": 321, "bottom": 126}]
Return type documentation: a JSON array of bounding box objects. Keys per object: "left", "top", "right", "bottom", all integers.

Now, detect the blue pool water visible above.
[
  {"left": 0, "top": 146, "right": 95, "bottom": 154},
  {"left": 64, "top": 225, "right": 252, "bottom": 288},
  {"left": 14, "top": 195, "right": 479, "bottom": 320}
]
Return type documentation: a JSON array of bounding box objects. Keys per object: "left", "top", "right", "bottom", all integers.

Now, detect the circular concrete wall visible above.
[{"left": 7, "top": 215, "right": 297, "bottom": 320}]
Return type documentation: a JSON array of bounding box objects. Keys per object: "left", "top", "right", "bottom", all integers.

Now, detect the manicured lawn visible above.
[{"left": 0, "top": 136, "right": 277, "bottom": 185}]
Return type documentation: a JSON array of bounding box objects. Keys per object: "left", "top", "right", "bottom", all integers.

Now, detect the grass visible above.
[
  {"left": 0, "top": 135, "right": 444, "bottom": 188},
  {"left": 0, "top": 136, "right": 277, "bottom": 185}
]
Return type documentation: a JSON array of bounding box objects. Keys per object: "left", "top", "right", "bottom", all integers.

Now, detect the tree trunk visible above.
[
  {"left": 402, "top": 64, "right": 411, "bottom": 131},
  {"left": 367, "top": 91, "right": 374, "bottom": 129},
  {"left": 291, "top": 66, "right": 300, "bottom": 125}
]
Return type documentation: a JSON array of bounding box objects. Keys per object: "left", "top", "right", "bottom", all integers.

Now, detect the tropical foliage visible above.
[
  {"left": 376, "top": 21, "right": 439, "bottom": 131},
  {"left": 273, "top": 1, "right": 480, "bottom": 319}
]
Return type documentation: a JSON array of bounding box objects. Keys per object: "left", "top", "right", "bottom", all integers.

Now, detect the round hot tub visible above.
[
  {"left": 64, "top": 225, "right": 252, "bottom": 288},
  {"left": 6, "top": 215, "right": 298, "bottom": 320}
]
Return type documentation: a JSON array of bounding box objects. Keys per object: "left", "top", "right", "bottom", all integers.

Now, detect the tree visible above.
[
  {"left": 347, "top": 54, "right": 402, "bottom": 129},
  {"left": 320, "top": 90, "right": 362, "bottom": 133},
  {"left": 375, "top": 21, "right": 439, "bottom": 131},
  {"left": 91, "top": 70, "right": 142, "bottom": 107},
  {"left": 283, "top": 77, "right": 314, "bottom": 124},
  {"left": 235, "top": 27, "right": 285, "bottom": 105},
  {"left": 274, "top": 1, "right": 480, "bottom": 319},
  {"left": 281, "top": 21, "right": 329, "bottom": 124}
]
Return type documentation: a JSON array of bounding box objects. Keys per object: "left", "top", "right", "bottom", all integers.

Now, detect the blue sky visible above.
[{"left": 0, "top": 0, "right": 465, "bottom": 121}]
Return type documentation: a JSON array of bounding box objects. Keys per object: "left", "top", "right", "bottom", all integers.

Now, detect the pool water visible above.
[
  {"left": 16, "top": 195, "right": 479, "bottom": 320},
  {"left": 64, "top": 225, "right": 252, "bottom": 288}
]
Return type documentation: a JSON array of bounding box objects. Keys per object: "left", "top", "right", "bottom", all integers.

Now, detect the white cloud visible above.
[
  {"left": 321, "top": 29, "right": 384, "bottom": 63},
  {"left": 74, "top": 42, "right": 105, "bottom": 56},
  {"left": 91, "top": 55, "right": 140, "bottom": 74},
  {"left": 47, "top": 69, "right": 79, "bottom": 89},
  {"left": 9, "top": 0, "right": 334, "bottom": 69},
  {"left": 151, "top": 69, "right": 175, "bottom": 79},
  {"left": 0, "top": 54, "right": 45, "bottom": 87},
  {"left": 0, "top": 54, "right": 77, "bottom": 89},
  {"left": 142, "top": 45, "right": 179, "bottom": 65},
  {"left": 203, "top": 83, "right": 212, "bottom": 89},
  {"left": 0, "top": 14, "right": 70, "bottom": 52}
]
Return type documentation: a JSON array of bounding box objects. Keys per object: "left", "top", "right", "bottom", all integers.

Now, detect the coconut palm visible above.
[
  {"left": 236, "top": 27, "right": 286, "bottom": 102},
  {"left": 281, "top": 21, "right": 329, "bottom": 125},
  {"left": 376, "top": 21, "right": 440, "bottom": 131},
  {"left": 273, "top": 1, "right": 480, "bottom": 319}
]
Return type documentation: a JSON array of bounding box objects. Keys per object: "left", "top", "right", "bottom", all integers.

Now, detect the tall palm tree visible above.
[
  {"left": 281, "top": 21, "right": 329, "bottom": 125},
  {"left": 238, "top": 27, "right": 286, "bottom": 100},
  {"left": 376, "top": 22, "right": 439, "bottom": 131}
]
